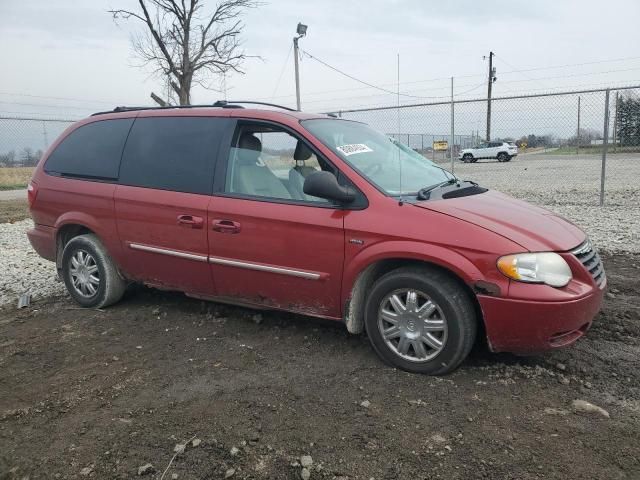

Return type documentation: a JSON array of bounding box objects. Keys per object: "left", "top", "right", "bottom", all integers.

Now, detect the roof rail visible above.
[
  {"left": 213, "top": 100, "right": 297, "bottom": 111},
  {"left": 91, "top": 100, "right": 297, "bottom": 117},
  {"left": 90, "top": 103, "right": 244, "bottom": 117}
]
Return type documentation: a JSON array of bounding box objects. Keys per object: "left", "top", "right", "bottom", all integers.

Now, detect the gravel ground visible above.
[{"left": 0, "top": 219, "right": 64, "bottom": 307}]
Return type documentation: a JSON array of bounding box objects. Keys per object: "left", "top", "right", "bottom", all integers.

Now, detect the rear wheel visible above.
[
  {"left": 497, "top": 152, "right": 509, "bottom": 162},
  {"left": 61, "top": 234, "right": 126, "bottom": 308},
  {"left": 364, "top": 267, "right": 477, "bottom": 375},
  {"left": 462, "top": 153, "right": 473, "bottom": 163}
]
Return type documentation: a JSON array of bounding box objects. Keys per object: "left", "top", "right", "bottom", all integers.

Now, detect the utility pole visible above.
[
  {"left": 293, "top": 22, "right": 308, "bottom": 111},
  {"left": 485, "top": 51, "right": 495, "bottom": 141}
]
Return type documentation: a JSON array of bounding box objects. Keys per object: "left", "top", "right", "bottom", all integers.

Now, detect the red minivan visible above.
[{"left": 27, "top": 102, "right": 605, "bottom": 374}]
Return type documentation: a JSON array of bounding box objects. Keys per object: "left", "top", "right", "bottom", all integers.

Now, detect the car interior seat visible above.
[{"left": 230, "top": 132, "right": 291, "bottom": 199}]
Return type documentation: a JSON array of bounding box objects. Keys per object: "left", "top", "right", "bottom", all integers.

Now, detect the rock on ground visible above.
[{"left": 572, "top": 399, "right": 610, "bottom": 418}]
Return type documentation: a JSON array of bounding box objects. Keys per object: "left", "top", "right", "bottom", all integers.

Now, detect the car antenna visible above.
[{"left": 397, "top": 53, "right": 403, "bottom": 206}]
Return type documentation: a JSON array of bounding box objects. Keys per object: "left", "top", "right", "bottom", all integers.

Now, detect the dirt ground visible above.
[
  {"left": 0, "top": 254, "right": 638, "bottom": 480},
  {"left": 0, "top": 200, "right": 29, "bottom": 224}
]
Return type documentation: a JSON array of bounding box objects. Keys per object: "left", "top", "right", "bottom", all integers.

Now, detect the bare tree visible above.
[{"left": 110, "top": 0, "right": 259, "bottom": 105}]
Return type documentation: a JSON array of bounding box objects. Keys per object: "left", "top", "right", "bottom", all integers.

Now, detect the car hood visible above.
[{"left": 414, "top": 190, "right": 585, "bottom": 252}]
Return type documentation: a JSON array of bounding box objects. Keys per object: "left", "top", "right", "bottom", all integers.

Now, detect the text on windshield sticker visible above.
[{"left": 336, "top": 144, "right": 373, "bottom": 156}]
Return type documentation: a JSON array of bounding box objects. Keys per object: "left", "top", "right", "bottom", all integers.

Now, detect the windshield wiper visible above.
[{"left": 417, "top": 178, "right": 459, "bottom": 200}]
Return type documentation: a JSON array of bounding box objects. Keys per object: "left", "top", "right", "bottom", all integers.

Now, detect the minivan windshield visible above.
[{"left": 302, "top": 119, "right": 453, "bottom": 196}]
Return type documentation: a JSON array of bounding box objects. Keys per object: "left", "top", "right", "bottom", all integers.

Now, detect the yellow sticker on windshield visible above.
[{"left": 336, "top": 144, "right": 373, "bottom": 156}]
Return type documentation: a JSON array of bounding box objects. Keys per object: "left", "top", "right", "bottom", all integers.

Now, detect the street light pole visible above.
[{"left": 293, "top": 22, "right": 308, "bottom": 111}]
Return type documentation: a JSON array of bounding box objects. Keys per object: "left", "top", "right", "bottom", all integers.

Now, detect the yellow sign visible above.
[{"left": 433, "top": 140, "right": 449, "bottom": 151}]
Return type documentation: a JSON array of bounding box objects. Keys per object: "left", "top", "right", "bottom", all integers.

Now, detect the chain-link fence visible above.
[
  {"left": 334, "top": 86, "right": 640, "bottom": 208},
  {"left": 1, "top": 88, "right": 639, "bottom": 208},
  {"left": 0, "top": 117, "right": 75, "bottom": 167}
]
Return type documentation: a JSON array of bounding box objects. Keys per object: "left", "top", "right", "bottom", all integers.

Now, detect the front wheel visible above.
[
  {"left": 462, "top": 154, "right": 473, "bottom": 163},
  {"left": 497, "top": 152, "right": 509, "bottom": 162},
  {"left": 364, "top": 267, "right": 477, "bottom": 375}
]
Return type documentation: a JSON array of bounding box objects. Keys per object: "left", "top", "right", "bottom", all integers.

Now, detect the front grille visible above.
[{"left": 571, "top": 240, "right": 606, "bottom": 288}]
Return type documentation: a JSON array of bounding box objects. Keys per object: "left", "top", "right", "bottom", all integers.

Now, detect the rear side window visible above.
[
  {"left": 45, "top": 118, "right": 133, "bottom": 180},
  {"left": 119, "top": 117, "right": 225, "bottom": 195}
]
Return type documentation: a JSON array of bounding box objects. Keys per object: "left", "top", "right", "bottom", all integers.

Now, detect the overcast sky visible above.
[{"left": 1, "top": 0, "right": 640, "bottom": 119}]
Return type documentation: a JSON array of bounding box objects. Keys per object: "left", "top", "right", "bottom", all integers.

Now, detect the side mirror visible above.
[{"left": 303, "top": 171, "right": 355, "bottom": 204}]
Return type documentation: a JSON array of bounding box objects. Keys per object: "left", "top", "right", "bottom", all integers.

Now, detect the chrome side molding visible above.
[
  {"left": 208, "top": 256, "right": 321, "bottom": 280},
  {"left": 128, "top": 243, "right": 321, "bottom": 280},
  {"left": 129, "top": 243, "right": 208, "bottom": 263}
]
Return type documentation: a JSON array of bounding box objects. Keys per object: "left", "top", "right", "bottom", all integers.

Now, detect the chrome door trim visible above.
[
  {"left": 129, "top": 243, "right": 208, "bottom": 263},
  {"left": 208, "top": 256, "right": 321, "bottom": 280}
]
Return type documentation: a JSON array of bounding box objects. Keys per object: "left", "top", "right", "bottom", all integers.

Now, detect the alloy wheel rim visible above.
[
  {"left": 377, "top": 288, "right": 448, "bottom": 362},
  {"left": 69, "top": 249, "right": 100, "bottom": 298}
]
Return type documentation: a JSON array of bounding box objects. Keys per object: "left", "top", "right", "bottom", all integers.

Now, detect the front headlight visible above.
[{"left": 497, "top": 252, "right": 572, "bottom": 287}]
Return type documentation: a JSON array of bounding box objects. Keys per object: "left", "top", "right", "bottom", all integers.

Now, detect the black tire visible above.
[
  {"left": 497, "top": 152, "right": 509, "bottom": 162},
  {"left": 462, "top": 154, "right": 473, "bottom": 163},
  {"left": 364, "top": 266, "right": 477, "bottom": 375},
  {"left": 61, "top": 234, "right": 126, "bottom": 308},
  {"left": 471, "top": 158, "right": 479, "bottom": 163}
]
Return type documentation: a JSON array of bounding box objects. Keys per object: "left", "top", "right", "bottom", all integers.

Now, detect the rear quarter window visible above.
[
  {"left": 44, "top": 118, "right": 134, "bottom": 179},
  {"left": 119, "top": 117, "right": 225, "bottom": 195}
]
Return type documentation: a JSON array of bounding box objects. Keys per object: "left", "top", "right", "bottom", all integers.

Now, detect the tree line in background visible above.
[
  {"left": 0, "top": 148, "right": 43, "bottom": 167},
  {"left": 616, "top": 94, "right": 640, "bottom": 146}
]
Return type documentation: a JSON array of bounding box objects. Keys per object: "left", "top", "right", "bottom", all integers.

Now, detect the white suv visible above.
[{"left": 459, "top": 141, "right": 518, "bottom": 163}]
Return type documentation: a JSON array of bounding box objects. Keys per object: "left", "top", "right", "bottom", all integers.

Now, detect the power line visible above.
[
  {"left": 491, "top": 66, "right": 640, "bottom": 84},
  {"left": 270, "top": 43, "right": 293, "bottom": 100},
  {"left": 0, "top": 91, "right": 125, "bottom": 105},
  {"left": 293, "top": 79, "right": 490, "bottom": 106},
  {"left": 256, "top": 54, "right": 640, "bottom": 102},
  {"left": 493, "top": 53, "right": 547, "bottom": 90},
  {"left": 301, "top": 49, "right": 453, "bottom": 100},
  {"left": 491, "top": 55, "right": 640, "bottom": 75},
  {"left": 0, "top": 100, "right": 104, "bottom": 111}
]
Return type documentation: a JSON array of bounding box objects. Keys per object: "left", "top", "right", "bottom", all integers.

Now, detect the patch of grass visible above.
[
  {"left": 0, "top": 167, "right": 34, "bottom": 190},
  {"left": 0, "top": 199, "right": 30, "bottom": 223}
]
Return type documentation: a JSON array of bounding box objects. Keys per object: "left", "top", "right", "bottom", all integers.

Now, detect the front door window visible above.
[{"left": 225, "top": 124, "right": 331, "bottom": 203}]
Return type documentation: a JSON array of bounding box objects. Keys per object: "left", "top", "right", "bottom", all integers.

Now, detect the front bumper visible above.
[
  {"left": 27, "top": 224, "right": 56, "bottom": 262},
  {"left": 478, "top": 287, "right": 604, "bottom": 353}
]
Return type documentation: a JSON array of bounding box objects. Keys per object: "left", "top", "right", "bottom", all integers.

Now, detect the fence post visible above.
[
  {"left": 576, "top": 96, "right": 581, "bottom": 155},
  {"left": 612, "top": 92, "right": 619, "bottom": 153},
  {"left": 42, "top": 121, "right": 49, "bottom": 149},
  {"left": 450, "top": 77, "right": 455, "bottom": 173},
  {"left": 599, "top": 89, "right": 610, "bottom": 206}
]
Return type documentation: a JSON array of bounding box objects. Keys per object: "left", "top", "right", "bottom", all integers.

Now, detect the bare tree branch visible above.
[{"left": 110, "top": 0, "right": 260, "bottom": 105}]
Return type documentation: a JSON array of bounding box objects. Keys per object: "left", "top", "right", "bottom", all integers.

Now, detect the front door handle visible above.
[
  {"left": 177, "top": 214, "right": 204, "bottom": 229},
  {"left": 212, "top": 219, "right": 241, "bottom": 234}
]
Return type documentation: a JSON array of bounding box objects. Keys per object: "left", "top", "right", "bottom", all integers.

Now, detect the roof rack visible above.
[
  {"left": 213, "top": 100, "right": 297, "bottom": 111},
  {"left": 91, "top": 100, "right": 297, "bottom": 117}
]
